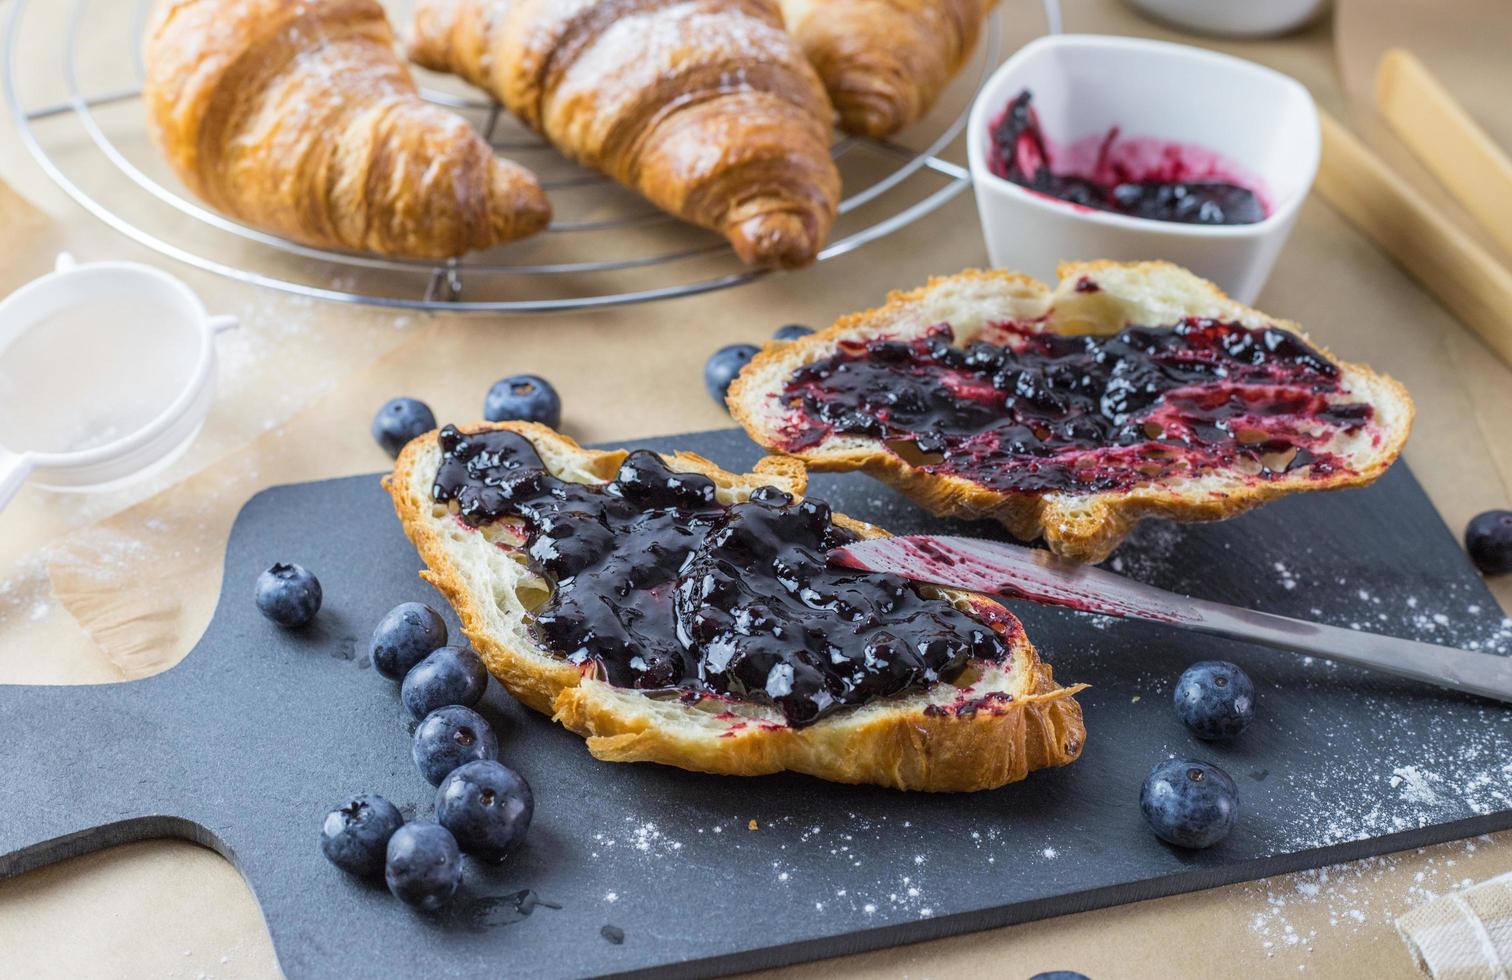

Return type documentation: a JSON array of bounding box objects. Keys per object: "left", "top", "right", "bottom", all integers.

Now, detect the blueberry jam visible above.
[
  {"left": 989, "top": 91, "right": 1267, "bottom": 225},
  {"left": 776, "top": 320, "right": 1373, "bottom": 494},
  {"left": 431, "top": 426, "right": 1008, "bottom": 726}
]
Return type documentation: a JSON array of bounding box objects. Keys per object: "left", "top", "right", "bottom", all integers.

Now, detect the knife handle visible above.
[{"left": 1188, "top": 599, "right": 1512, "bottom": 703}]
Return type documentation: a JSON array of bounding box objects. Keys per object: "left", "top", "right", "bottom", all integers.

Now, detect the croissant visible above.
[
  {"left": 410, "top": 0, "right": 841, "bottom": 269},
  {"left": 144, "top": 0, "right": 550, "bottom": 259},
  {"left": 777, "top": 0, "right": 994, "bottom": 138}
]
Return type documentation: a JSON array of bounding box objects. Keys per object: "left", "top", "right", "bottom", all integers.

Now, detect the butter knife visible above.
[{"left": 829, "top": 534, "right": 1512, "bottom": 704}]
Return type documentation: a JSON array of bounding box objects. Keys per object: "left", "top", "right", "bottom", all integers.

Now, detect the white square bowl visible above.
[{"left": 965, "top": 34, "right": 1320, "bottom": 303}]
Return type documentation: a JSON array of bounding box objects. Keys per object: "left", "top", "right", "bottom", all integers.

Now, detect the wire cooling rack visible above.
[{"left": 3, "top": 0, "right": 998, "bottom": 312}]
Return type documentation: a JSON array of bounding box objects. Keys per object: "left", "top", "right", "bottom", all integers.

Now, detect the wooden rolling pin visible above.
[
  {"left": 1315, "top": 109, "right": 1512, "bottom": 367},
  {"left": 1376, "top": 48, "right": 1512, "bottom": 262}
]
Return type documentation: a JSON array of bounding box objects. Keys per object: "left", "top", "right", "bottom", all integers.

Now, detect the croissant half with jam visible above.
[
  {"left": 730, "top": 262, "right": 1414, "bottom": 563},
  {"left": 386, "top": 421, "right": 1086, "bottom": 791}
]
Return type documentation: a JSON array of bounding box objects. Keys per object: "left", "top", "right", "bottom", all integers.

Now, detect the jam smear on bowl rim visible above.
[
  {"left": 774, "top": 318, "right": 1375, "bottom": 495},
  {"left": 430, "top": 426, "right": 1015, "bottom": 728},
  {"left": 987, "top": 90, "right": 1268, "bottom": 226}
]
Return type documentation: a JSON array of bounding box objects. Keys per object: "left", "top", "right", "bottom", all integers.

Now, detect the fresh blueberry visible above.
[
  {"left": 254, "top": 563, "right": 322, "bottom": 628},
  {"left": 1173, "top": 660, "right": 1255, "bottom": 740},
  {"left": 484, "top": 374, "right": 561, "bottom": 430},
  {"left": 1028, "top": 973, "right": 1090, "bottom": 980},
  {"left": 413, "top": 705, "right": 499, "bottom": 785},
  {"left": 435, "top": 760, "right": 534, "bottom": 862},
  {"left": 1140, "top": 758, "right": 1239, "bottom": 849},
  {"left": 704, "top": 343, "right": 760, "bottom": 405},
  {"left": 320, "top": 794, "right": 403, "bottom": 878},
  {"left": 773, "top": 323, "right": 814, "bottom": 341},
  {"left": 371, "top": 397, "right": 436, "bottom": 458},
  {"left": 370, "top": 603, "right": 448, "bottom": 680},
  {"left": 1466, "top": 509, "right": 1512, "bottom": 575},
  {"left": 401, "top": 646, "right": 489, "bottom": 719},
  {"left": 384, "top": 822, "right": 462, "bottom": 912}
]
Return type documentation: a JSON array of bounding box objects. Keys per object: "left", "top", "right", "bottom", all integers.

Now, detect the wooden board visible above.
[{"left": 3, "top": 428, "right": 1509, "bottom": 979}]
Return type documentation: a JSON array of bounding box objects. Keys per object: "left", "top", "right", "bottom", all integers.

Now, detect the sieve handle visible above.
[{"left": 0, "top": 451, "right": 34, "bottom": 513}]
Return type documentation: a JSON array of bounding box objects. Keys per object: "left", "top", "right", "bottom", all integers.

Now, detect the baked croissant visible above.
[
  {"left": 144, "top": 0, "right": 550, "bottom": 258},
  {"left": 778, "top": 0, "right": 994, "bottom": 138},
  {"left": 409, "top": 0, "right": 841, "bottom": 269}
]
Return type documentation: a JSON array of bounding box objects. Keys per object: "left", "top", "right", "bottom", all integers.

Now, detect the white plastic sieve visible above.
[{"left": 0, "top": 254, "right": 235, "bottom": 511}]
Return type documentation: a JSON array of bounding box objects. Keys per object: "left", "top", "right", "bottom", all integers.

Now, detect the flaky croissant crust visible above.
[
  {"left": 145, "top": 0, "right": 549, "bottom": 258},
  {"left": 779, "top": 0, "right": 993, "bottom": 137},
  {"left": 410, "top": 0, "right": 841, "bottom": 268}
]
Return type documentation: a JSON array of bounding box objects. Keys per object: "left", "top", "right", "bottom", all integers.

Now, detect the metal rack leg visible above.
[{"left": 424, "top": 261, "right": 464, "bottom": 304}]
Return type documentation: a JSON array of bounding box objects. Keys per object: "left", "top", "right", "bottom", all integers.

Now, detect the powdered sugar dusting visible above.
[
  {"left": 543, "top": 3, "right": 820, "bottom": 170},
  {"left": 1390, "top": 766, "right": 1442, "bottom": 807},
  {"left": 590, "top": 811, "right": 965, "bottom": 922},
  {"left": 591, "top": 817, "right": 685, "bottom": 859},
  {"left": 1269, "top": 561, "right": 1511, "bottom": 656},
  {"left": 0, "top": 554, "right": 54, "bottom": 630},
  {"left": 1245, "top": 837, "right": 1496, "bottom": 971}
]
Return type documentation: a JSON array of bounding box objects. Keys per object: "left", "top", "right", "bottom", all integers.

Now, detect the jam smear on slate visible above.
[
  {"left": 988, "top": 90, "right": 1267, "bottom": 225},
  {"left": 431, "top": 426, "right": 1008, "bottom": 726},
  {"left": 775, "top": 319, "right": 1373, "bottom": 494}
]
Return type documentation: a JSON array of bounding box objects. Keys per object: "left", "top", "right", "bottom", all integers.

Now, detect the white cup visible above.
[
  {"left": 1126, "top": 0, "right": 1330, "bottom": 39},
  {"left": 0, "top": 254, "right": 236, "bottom": 511},
  {"left": 966, "top": 34, "right": 1320, "bottom": 304}
]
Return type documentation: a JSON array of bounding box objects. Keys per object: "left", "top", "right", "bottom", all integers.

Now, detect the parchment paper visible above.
[{"left": 2, "top": 1, "right": 1510, "bottom": 977}]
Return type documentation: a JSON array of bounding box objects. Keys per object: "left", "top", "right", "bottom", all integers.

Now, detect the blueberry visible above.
[
  {"left": 384, "top": 822, "right": 462, "bottom": 912},
  {"left": 401, "top": 646, "right": 489, "bottom": 719},
  {"left": 370, "top": 603, "right": 448, "bottom": 680},
  {"left": 413, "top": 705, "right": 499, "bottom": 785},
  {"left": 1173, "top": 660, "right": 1255, "bottom": 740},
  {"left": 320, "top": 794, "right": 403, "bottom": 878},
  {"left": 371, "top": 397, "right": 437, "bottom": 458},
  {"left": 1140, "top": 758, "right": 1238, "bottom": 849},
  {"left": 435, "top": 760, "right": 534, "bottom": 862},
  {"left": 773, "top": 324, "right": 814, "bottom": 341},
  {"left": 254, "top": 563, "right": 322, "bottom": 628},
  {"left": 704, "top": 343, "right": 760, "bottom": 405},
  {"left": 1029, "top": 973, "right": 1090, "bottom": 980},
  {"left": 1466, "top": 509, "right": 1512, "bottom": 575},
  {"left": 484, "top": 374, "right": 561, "bottom": 430}
]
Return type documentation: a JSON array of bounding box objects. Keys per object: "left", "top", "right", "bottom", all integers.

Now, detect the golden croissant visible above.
[
  {"left": 144, "top": 0, "right": 550, "bottom": 258},
  {"left": 410, "top": 0, "right": 841, "bottom": 269},
  {"left": 778, "top": 0, "right": 995, "bottom": 138}
]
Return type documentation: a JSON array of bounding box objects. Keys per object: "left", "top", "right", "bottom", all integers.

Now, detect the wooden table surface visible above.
[{"left": 0, "top": 1, "right": 1509, "bottom": 977}]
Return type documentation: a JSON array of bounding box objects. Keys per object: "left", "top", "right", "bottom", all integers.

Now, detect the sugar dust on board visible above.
[
  {"left": 988, "top": 90, "right": 1268, "bottom": 225},
  {"left": 0, "top": 297, "right": 198, "bottom": 453}
]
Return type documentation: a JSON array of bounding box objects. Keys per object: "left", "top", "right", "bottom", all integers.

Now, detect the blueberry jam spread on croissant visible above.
[
  {"left": 775, "top": 320, "right": 1375, "bottom": 494},
  {"left": 989, "top": 90, "right": 1266, "bottom": 225},
  {"left": 431, "top": 426, "right": 1007, "bottom": 726}
]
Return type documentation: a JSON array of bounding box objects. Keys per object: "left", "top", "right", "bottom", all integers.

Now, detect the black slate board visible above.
[{"left": 3, "top": 428, "right": 1511, "bottom": 979}]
